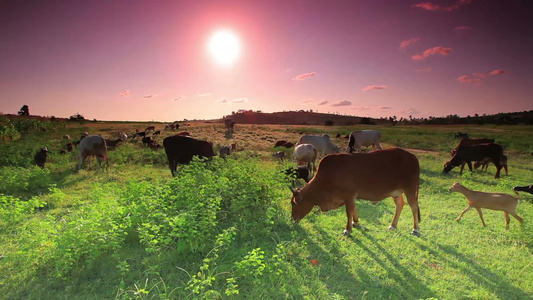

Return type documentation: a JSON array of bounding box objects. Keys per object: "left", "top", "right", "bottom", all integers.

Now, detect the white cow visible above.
[
  {"left": 294, "top": 143, "right": 318, "bottom": 171},
  {"left": 298, "top": 134, "right": 341, "bottom": 157},
  {"left": 347, "top": 130, "right": 382, "bottom": 153},
  {"left": 78, "top": 135, "right": 109, "bottom": 171}
]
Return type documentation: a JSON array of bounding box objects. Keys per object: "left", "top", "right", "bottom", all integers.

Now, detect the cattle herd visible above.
[{"left": 34, "top": 125, "right": 532, "bottom": 237}]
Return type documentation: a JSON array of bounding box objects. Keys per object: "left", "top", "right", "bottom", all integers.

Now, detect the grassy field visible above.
[{"left": 1, "top": 120, "right": 532, "bottom": 299}]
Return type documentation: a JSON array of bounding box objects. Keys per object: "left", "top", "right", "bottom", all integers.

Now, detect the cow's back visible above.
[
  {"left": 299, "top": 134, "right": 331, "bottom": 155},
  {"left": 163, "top": 135, "right": 214, "bottom": 164},
  {"left": 311, "top": 148, "right": 419, "bottom": 200}
]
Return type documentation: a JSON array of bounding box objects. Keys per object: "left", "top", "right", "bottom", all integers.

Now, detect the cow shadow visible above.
[{"left": 408, "top": 238, "right": 532, "bottom": 299}]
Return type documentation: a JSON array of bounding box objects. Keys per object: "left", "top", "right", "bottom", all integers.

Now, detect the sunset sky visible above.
[{"left": 1, "top": 0, "right": 532, "bottom": 122}]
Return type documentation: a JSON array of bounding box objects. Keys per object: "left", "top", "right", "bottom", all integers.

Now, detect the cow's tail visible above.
[{"left": 348, "top": 133, "right": 355, "bottom": 153}]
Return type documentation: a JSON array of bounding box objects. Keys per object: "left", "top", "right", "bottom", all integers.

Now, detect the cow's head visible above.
[
  {"left": 332, "top": 145, "right": 342, "bottom": 153},
  {"left": 442, "top": 160, "right": 457, "bottom": 173},
  {"left": 289, "top": 187, "right": 314, "bottom": 222}
]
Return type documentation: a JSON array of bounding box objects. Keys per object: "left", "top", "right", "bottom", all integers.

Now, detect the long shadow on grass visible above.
[{"left": 410, "top": 238, "right": 532, "bottom": 299}]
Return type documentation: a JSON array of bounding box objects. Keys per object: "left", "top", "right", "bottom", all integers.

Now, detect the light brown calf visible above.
[{"left": 449, "top": 182, "right": 523, "bottom": 228}]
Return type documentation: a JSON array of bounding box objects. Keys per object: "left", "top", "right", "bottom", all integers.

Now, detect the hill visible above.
[{"left": 216, "top": 111, "right": 387, "bottom": 126}]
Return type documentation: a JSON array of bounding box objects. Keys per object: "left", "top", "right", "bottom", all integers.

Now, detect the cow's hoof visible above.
[
  {"left": 411, "top": 229, "right": 421, "bottom": 237},
  {"left": 352, "top": 222, "right": 360, "bottom": 228},
  {"left": 343, "top": 229, "right": 351, "bottom": 236},
  {"left": 387, "top": 225, "right": 397, "bottom": 231}
]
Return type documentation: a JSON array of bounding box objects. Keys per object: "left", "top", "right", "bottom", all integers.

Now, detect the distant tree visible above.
[
  {"left": 69, "top": 113, "right": 85, "bottom": 121},
  {"left": 18, "top": 105, "right": 29, "bottom": 116}
]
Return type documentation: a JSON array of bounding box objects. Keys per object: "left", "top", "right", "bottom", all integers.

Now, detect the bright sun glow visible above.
[{"left": 208, "top": 30, "right": 241, "bottom": 65}]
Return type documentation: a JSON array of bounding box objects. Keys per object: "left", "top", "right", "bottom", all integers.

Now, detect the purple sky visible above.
[{"left": 1, "top": 0, "right": 532, "bottom": 122}]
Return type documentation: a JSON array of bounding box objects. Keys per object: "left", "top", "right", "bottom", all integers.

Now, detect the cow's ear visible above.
[{"left": 290, "top": 187, "right": 302, "bottom": 204}]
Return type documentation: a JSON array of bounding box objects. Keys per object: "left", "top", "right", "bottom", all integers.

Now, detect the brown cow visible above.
[
  {"left": 444, "top": 143, "right": 504, "bottom": 178},
  {"left": 290, "top": 148, "right": 421, "bottom": 236}
]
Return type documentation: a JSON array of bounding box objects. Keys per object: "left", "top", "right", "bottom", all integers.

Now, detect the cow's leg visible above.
[
  {"left": 170, "top": 160, "right": 178, "bottom": 177},
  {"left": 459, "top": 162, "right": 466, "bottom": 175},
  {"left": 343, "top": 198, "right": 356, "bottom": 236},
  {"left": 474, "top": 207, "right": 486, "bottom": 227},
  {"left": 466, "top": 161, "right": 473, "bottom": 173},
  {"left": 456, "top": 205, "right": 472, "bottom": 221},
  {"left": 504, "top": 211, "right": 510, "bottom": 229},
  {"left": 404, "top": 189, "right": 421, "bottom": 236},
  {"left": 388, "top": 195, "right": 405, "bottom": 230},
  {"left": 510, "top": 212, "right": 523, "bottom": 224},
  {"left": 493, "top": 158, "right": 502, "bottom": 179},
  {"left": 503, "top": 163, "right": 508, "bottom": 176},
  {"left": 77, "top": 155, "right": 85, "bottom": 171}
]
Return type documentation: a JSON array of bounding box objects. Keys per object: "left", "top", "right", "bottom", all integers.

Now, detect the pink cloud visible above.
[
  {"left": 412, "top": 46, "right": 452, "bottom": 60},
  {"left": 352, "top": 105, "right": 371, "bottom": 111},
  {"left": 171, "top": 96, "right": 183, "bottom": 101},
  {"left": 412, "top": 2, "right": 441, "bottom": 11},
  {"left": 400, "top": 37, "right": 420, "bottom": 49},
  {"left": 454, "top": 25, "right": 471, "bottom": 31},
  {"left": 401, "top": 108, "right": 420, "bottom": 115},
  {"left": 457, "top": 75, "right": 482, "bottom": 84},
  {"left": 377, "top": 106, "right": 392, "bottom": 110},
  {"left": 195, "top": 93, "right": 211, "bottom": 97},
  {"left": 417, "top": 67, "right": 432, "bottom": 72},
  {"left": 119, "top": 90, "right": 130, "bottom": 97},
  {"left": 490, "top": 69, "right": 509, "bottom": 76},
  {"left": 144, "top": 94, "right": 154, "bottom": 98},
  {"left": 412, "top": 0, "right": 471, "bottom": 12},
  {"left": 231, "top": 98, "right": 248, "bottom": 103},
  {"left": 292, "top": 72, "right": 316, "bottom": 81},
  {"left": 362, "top": 85, "right": 387, "bottom": 91},
  {"left": 331, "top": 100, "right": 352, "bottom": 107},
  {"left": 317, "top": 100, "right": 329, "bottom": 105},
  {"left": 217, "top": 98, "right": 227, "bottom": 103}
]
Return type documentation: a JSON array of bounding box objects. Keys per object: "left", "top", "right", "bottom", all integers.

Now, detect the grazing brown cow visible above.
[
  {"left": 105, "top": 138, "right": 123, "bottom": 150},
  {"left": 290, "top": 148, "right": 421, "bottom": 236},
  {"left": 444, "top": 143, "right": 504, "bottom": 178},
  {"left": 451, "top": 137, "right": 494, "bottom": 155},
  {"left": 163, "top": 135, "right": 215, "bottom": 176},
  {"left": 145, "top": 126, "right": 156, "bottom": 132},
  {"left": 274, "top": 140, "right": 288, "bottom": 147}
]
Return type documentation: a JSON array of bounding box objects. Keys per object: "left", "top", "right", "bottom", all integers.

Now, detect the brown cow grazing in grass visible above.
[
  {"left": 163, "top": 135, "right": 215, "bottom": 176},
  {"left": 290, "top": 148, "right": 421, "bottom": 236},
  {"left": 444, "top": 143, "right": 504, "bottom": 178},
  {"left": 105, "top": 138, "right": 123, "bottom": 150},
  {"left": 451, "top": 137, "right": 494, "bottom": 155}
]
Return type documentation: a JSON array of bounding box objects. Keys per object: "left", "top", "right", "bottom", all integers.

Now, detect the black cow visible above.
[
  {"left": 443, "top": 143, "right": 504, "bottom": 179},
  {"left": 163, "top": 135, "right": 215, "bottom": 176},
  {"left": 285, "top": 165, "right": 311, "bottom": 183}
]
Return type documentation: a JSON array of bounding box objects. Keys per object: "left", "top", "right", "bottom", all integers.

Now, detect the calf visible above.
[
  {"left": 443, "top": 143, "right": 504, "bottom": 178},
  {"left": 285, "top": 165, "right": 311, "bottom": 183},
  {"left": 142, "top": 136, "right": 155, "bottom": 147},
  {"left": 105, "top": 138, "right": 123, "bottom": 150},
  {"left": 34, "top": 147, "right": 49, "bottom": 169},
  {"left": 219, "top": 145, "right": 231, "bottom": 158},
  {"left": 272, "top": 151, "right": 285, "bottom": 161},
  {"left": 290, "top": 148, "right": 421, "bottom": 236},
  {"left": 449, "top": 182, "right": 523, "bottom": 228},
  {"left": 274, "top": 140, "right": 288, "bottom": 147},
  {"left": 473, "top": 154, "right": 508, "bottom": 176}
]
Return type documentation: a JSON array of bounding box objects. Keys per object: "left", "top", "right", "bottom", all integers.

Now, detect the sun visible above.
[{"left": 208, "top": 30, "right": 241, "bottom": 65}]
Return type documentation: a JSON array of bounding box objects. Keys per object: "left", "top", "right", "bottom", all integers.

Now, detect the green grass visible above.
[{"left": 0, "top": 121, "right": 532, "bottom": 299}]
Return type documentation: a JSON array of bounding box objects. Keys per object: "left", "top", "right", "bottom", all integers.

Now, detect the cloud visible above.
[
  {"left": 457, "top": 75, "right": 482, "bottom": 84},
  {"left": 454, "top": 25, "right": 471, "bottom": 31},
  {"left": 458, "top": 69, "right": 509, "bottom": 84},
  {"left": 400, "top": 37, "right": 420, "bottom": 49},
  {"left": 401, "top": 108, "right": 420, "bottom": 115},
  {"left": 217, "top": 98, "right": 228, "bottom": 103},
  {"left": 412, "top": 2, "right": 441, "bottom": 11},
  {"left": 144, "top": 94, "right": 154, "bottom": 98},
  {"left": 377, "top": 106, "right": 392, "bottom": 110},
  {"left": 171, "top": 96, "right": 183, "bottom": 101},
  {"left": 331, "top": 100, "right": 352, "bottom": 107},
  {"left": 490, "top": 69, "right": 509, "bottom": 76},
  {"left": 231, "top": 98, "right": 248, "bottom": 103},
  {"left": 195, "top": 93, "right": 211, "bottom": 97},
  {"left": 412, "top": 46, "right": 452, "bottom": 60},
  {"left": 412, "top": 0, "right": 471, "bottom": 12},
  {"left": 317, "top": 100, "right": 329, "bottom": 105},
  {"left": 362, "top": 85, "right": 387, "bottom": 91},
  {"left": 417, "top": 67, "right": 432, "bottom": 72},
  {"left": 119, "top": 90, "right": 130, "bottom": 97},
  {"left": 352, "top": 105, "right": 371, "bottom": 111},
  {"left": 292, "top": 72, "right": 316, "bottom": 81}
]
